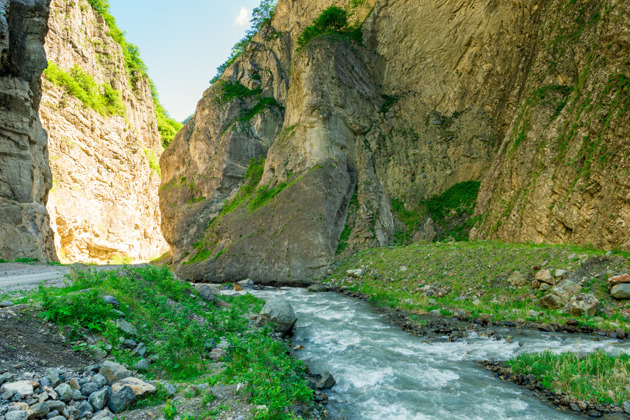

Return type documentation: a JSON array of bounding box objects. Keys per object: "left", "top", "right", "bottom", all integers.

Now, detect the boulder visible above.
[
  {"left": 102, "top": 296, "right": 120, "bottom": 307},
  {"left": 45, "top": 369, "right": 61, "bottom": 388},
  {"left": 507, "top": 271, "right": 528, "bottom": 288},
  {"left": 609, "top": 274, "right": 630, "bottom": 287},
  {"left": 133, "top": 359, "right": 149, "bottom": 371},
  {"left": 347, "top": 269, "right": 365, "bottom": 278},
  {"left": 554, "top": 269, "right": 569, "bottom": 278},
  {"left": 259, "top": 299, "right": 298, "bottom": 334},
  {"left": 5, "top": 410, "right": 28, "bottom": 420},
  {"left": 99, "top": 361, "right": 131, "bottom": 385},
  {"left": 0, "top": 300, "right": 14, "bottom": 308},
  {"left": 107, "top": 386, "right": 136, "bottom": 414},
  {"left": 46, "top": 401, "right": 65, "bottom": 413},
  {"left": 535, "top": 270, "right": 555, "bottom": 285},
  {"left": 115, "top": 320, "right": 137, "bottom": 336},
  {"left": 88, "top": 387, "right": 111, "bottom": 411},
  {"left": 26, "top": 402, "right": 49, "bottom": 419},
  {"left": 233, "top": 283, "right": 243, "bottom": 291},
  {"left": 238, "top": 279, "right": 255, "bottom": 290},
  {"left": 4, "top": 381, "right": 34, "bottom": 397},
  {"left": 566, "top": 294, "right": 599, "bottom": 316},
  {"left": 611, "top": 283, "right": 630, "bottom": 299},
  {"left": 54, "top": 383, "right": 72, "bottom": 402},
  {"left": 317, "top": 372, "right": 336, "bottom": 390},
  {"left": 193, "top": 284, "right": 215, "bottom": 302},
  {"left": 307, "top": 284, "right": 330, "bottom": 293},
  {"left": 77, "top": 400, "right": 93, "bottom": 418},
  {"left": 540, "top": 281, "right": 581, "bottom": 309},
  {"left": 111, "top": 377, "right": 155, "bottom": 397}
]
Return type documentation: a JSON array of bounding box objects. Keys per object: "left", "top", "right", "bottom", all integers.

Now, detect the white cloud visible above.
[{"left": 234, "top": 7, "right": 251, "bottom": 27}]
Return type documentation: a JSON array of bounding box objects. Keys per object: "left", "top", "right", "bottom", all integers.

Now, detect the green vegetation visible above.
[
  {"left": 44, "top": 63, "right": 126, "bottom": 117},
  {"left": 144, "top": 148, "right": 161, "bottom": 176},
  {"left": 0, "top": 257, "right": 39, "bottom": 264},
  {"left": 248, "top": 182, "right": 288, "bottom": 212},
  {"left": 211, "top": 0, "right": 278, "bottom": 84},
  {"left": 327, "top": 241, "right": 630, "bottom": 332},
  {"left": 508, "top": 350, "right": 630, "bottom": 405},
  {"left": 108, "top": 253, "right": 133, "bottom": 265},
  {"left": 297, "top": 6, "right": 362, "bottom": 50},
  {"left": 34, "top": 266, "right": 312, "bottom": 418},
  {"left": 336, "top": 191, "right": 359, "bottom": 254},
  {"left": 216, "top": 81, "right": 283, "bottom": 124},
  {"left": 392, "top": 181, "right": 481, "bottom": 244},
  {"left": 85, "top": 0, "right": 181, "bottom": 148}
]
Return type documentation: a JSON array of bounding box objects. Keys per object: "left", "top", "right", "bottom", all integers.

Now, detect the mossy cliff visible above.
[{"left": 160, "top": 0, "right": 630, "bottom": 284}]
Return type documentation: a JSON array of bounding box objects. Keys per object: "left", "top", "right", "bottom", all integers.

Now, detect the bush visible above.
[
  {"left": 143, "top": 148, "right": 161, "bottom": 176},
  {"left": 296, "top": 6, "right": 362, "bottom": 49},
  {"left": 44, "top": 63, "right": 126, "bottom": 117}
]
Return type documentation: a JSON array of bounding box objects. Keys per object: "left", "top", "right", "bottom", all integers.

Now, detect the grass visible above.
[
  {"left": 215, "top": 81, "right": 284, "bottom": 124},
  {"left": 144, "top": 148, "right": 161, "bottom": 176},
  {"left": 32, "top": 266, "right": 312, "bottom": 418},
  {"left": 44, "top": 63, "right": 126, "bottom": 118},
  {"left": 0, "top": 257, "right": 39, "bottom": 264},
  {"left": 326, "top": 241, "right": 630, "bottom": 332},
  {"left": 297, "top": 6, "right": 362, "bottom": 50},
  {"left": 508, "top": 350, "right": 630, "bottom": 405}
]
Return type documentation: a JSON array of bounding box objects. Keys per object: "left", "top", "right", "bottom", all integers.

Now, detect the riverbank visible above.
[{"left": 0, "top": 266, "right": 321, "bottom": 420}]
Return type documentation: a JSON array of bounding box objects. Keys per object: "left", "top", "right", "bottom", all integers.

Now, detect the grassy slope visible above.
[
  {"left": 326, "top": 241, "right": 630, "bottom": 332},
  {"left": 9, "top": 266, "right": 311, "bottom": 420}
]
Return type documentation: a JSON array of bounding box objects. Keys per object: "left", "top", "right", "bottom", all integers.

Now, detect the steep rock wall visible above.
[
  {"left": 0, "top": 0, "right": 56, "bottom": 262},
  {"left": 160, "top": 0, "right": 550, "bottom": 284},
  {"left": 472, "top": 0, "right": 630, "bottom": 251},
  {"left": 40, "top": 0, "right": 167, "bottom": 263}
]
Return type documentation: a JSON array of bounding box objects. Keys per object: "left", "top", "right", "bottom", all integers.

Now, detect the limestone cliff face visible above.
[
  {"left": 0, "top": 0, "right": 56, "bottom": 262},
  {"left": 472, "top": 0, "right": 630, "bottom": 251},
  {"left": 40, "top": 0, "right": 167, "bottom": 263},
  {"left": 161, "top": 0, "right": 630, "bottom": 283}
]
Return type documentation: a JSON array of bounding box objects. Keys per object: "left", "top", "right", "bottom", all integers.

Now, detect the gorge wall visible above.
[
  {"left": 0, "top": 0, "right": 56, "bottom": 262},
  {"left": 39, "top": 0, "right": 167, "bottom": 263},
  {"left": 160, "top": 0, "right": 557, "bottom": 284}
]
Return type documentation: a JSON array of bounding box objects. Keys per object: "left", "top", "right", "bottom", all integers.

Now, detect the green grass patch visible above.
[
  {"left": 0, "top": 257, "right": 39, "bottom": 265},
  {"left": 44, "top": 63, "right": 126, "bottom": 118},
  {"left": 144, "top": 148, "right": 161, "bottom": 176},
  {"left": 508, "top": 350, "right": 630, "bottom": 404},
  {"left": 297, "top": 6, "right": 362, "bottom": 50},
  {"left": 248, "top": 182, "right": 288, "bottom": 212}
]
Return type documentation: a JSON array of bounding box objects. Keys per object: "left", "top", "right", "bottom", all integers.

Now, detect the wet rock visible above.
[
  {"left": 535, "top": 270, "right": 555, "bottom": 285},
  {"left": 107, "top": 386, "right": 136, "bottom": 414},
  {"left": 258, "top": 299, "right": 297, "bottom": 334},
  {"left": 307, "top": 284, "right": 329, "bottom": 293},
  {"left": 99, "top": 362, "right": 131, "bottom": 385},
  {"left": 567, "top": 294, "right": 599, "bottom": 316},
  {"left": 317, "top": 372, "right": 336, "bottom": 390},
  {"left": 611, "top": 284, "right": 630, "bottom": 299},
  {"left": 507, "top": 271, "right": 528, "bottom": 288}
]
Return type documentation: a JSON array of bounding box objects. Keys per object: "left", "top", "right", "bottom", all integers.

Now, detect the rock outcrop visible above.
[
  {"left": 472, "top": 0, "right": 630, "bottom": 251},
  {"left": 161, "top": 0, "right": 630, "bottom": 284},
  {"left": 0, "top": 0, "right": 56, "bottom": 262},
  {"left": 40, "top": 0, "right": 167, "bottom": 263}
]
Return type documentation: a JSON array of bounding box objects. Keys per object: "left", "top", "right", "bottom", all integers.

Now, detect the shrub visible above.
[
  {"left": 297, "top": 6, "right": 362, "bottom": 49},
  {"left": 143, "top": 148, "right": 161, "bottom": 176}
]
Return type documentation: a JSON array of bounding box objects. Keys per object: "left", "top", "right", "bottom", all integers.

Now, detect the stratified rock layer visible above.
[
  {"left": 0, "top": 0, "right": 56, "bottom": 262},
  {"left": 40, "top": 0, "right": 167, "bottom": 263}
]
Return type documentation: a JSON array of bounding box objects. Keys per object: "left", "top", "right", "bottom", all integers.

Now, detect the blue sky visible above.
[{"left": 109, "top": 0, "right": 261, "bottom": 121}]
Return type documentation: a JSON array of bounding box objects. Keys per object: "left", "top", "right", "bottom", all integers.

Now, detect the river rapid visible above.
[{"left": 228, "top": 288, "right": 630, "bottom": 420}]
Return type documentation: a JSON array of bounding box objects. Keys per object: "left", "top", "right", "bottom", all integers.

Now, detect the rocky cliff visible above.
[
  {"left": 0, "top": 0, "right": 56, "bottom": 262},
  {"left": 40, "top": 0, "right": 167, "bottom": 263},
  {"left": 161, "top": 0, "right": 630, "bottom": 284},
  {"left": 472, "top": 0, "right": 630, "bottom": 251}
]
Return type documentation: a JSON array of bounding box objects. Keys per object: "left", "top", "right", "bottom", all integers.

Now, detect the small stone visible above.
[
  {"left": 540, "top": 283, "right": 552, "bottom": 291},
  {"left": 99, "top": 362, "right": 131, "bottom": 385},
  {"left": 5, "top": 410, "right": 28, "bottom": 420},
  {"left": 46, "top": 401, "right": 65, "bottom": 413},
  {"left": 208, "top": 348, "right": 225, "bottom": 361},
  {"left": 258, "top": 299, "right": 297, "bottom": 334},
  {"left": 611, "top": 284, "right": 630, "bottom": 299},
  {"left": 131, "top": 343, "right": 146, "bottom": 357},
  {"left": 92, "top": 374, "right": 107, "bottom": 389},
  {"left": 554, "top": 269, "right": 568, "bottom": 278},
  {"left": 623, "top": 401, "right": 630, "bottom": 414},
  {"left": 531, "top": 280, "right": 541, "bottom": 289},
  {"left": 237, "top": 279, "right": 255, "bottom": 290},
  {"left": 133, "top": 359, "right": 149, "bottom": 371},
  {"left": 102, "top": 296, "right": 120, "bottom": 307},
  {"left": 26, "top": 401, "right": 49, "bottom": 419},
  {"left": 0, "top": 372, "right": 14, "bottom": 385},
  {"left": 507, "top": 271, "right": 528, "bottom": 288},
  {"left": 4, "top": 382, "right": 34, "bottom": 397},
  {"left": 72, "top": 389, "right": 83, "bottom": 401},
  {"left": 193, "top": 284, "right": 215, "bottom": 303},
  {"left": 233, "top": 283, "right": 243, "bottom": 291},
  {"left": 54, "top": 384, "right": 72, "bottom": 403},
  {"left": 610, "top": 274, "right": 630, "bottom": 287},
  {"left": 0, "top": 300, "right": 14, "bottom": 308},
  {"left": 164, "top": 383, "right": 176, "bottom": 396},
  {"left": 69, "top": 378, "right": 80, "bottom": 390},
  {"left": 317, "top": 372, "right": 336, "bottom": 390},
  {"left": 472, "top": 299, "right": 482, "bottom": 307},
  {"left": 107, "top": 386, "right": 136, "bottom": 414},
  {"left": 346, "top": 269, "right": 365, "bottom": 278},
  {"left": 88, "top": 387, "right": 111, "bottom": 411},
  {"left": 80, "top": 382, "right": 98, "bottom": 397},
  {"left": 122, "top": 339, "right": 137, "bottom": 349},
  {"left": 115, "top": 320, "right": 137, "bottom": 336},
  {"left": 111, "top": 377, "right": 155, "bottom": 397},
  {"left": 567, "top": 294, "right": 599, "bottom": 316},
  {"left": 307, "top": 284, "right": 329, "bottom": 293},
  {"left": 535, "top": 270, "right": 555, "bottom": 285},
  {"left": 45, "top": 370, "right": 61, "bottom": 388},
  {"left": 77, "top": 400, "right": 93, "bottom": 418}
]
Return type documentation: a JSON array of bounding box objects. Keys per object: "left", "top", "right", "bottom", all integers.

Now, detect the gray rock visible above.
[
  {"left": 507, "top": 271, "right": 528, "bottom": 288},
  {"left": 92, "top": 374, "right": 107, "bottom": 389},
  {"left": 623, "top": 400, "right": 630, "bottom": 414},
  {"left": 80, "top": 382, "right": 98, "bottom": 396},
  {"left": 567, "top": 294, "right": 599, "bottom": 316},
  {"left": 46, "top": 401, "right": 65, "bottom": 413},
  {"left": 102, "top": 296, "right": 120, "bottom": 307},
  {"left": 92, "top": 408, "right": 115, "bottom": 420},
  {"left": 317, "top": 372, "right": 336, "bottom": 390},
  {"left": 46, "top": 410, "right": 59, "bottom": 419},
  {"left": 535, "top": 270, "right": 555, "bottom": 285},
  {"left": 26, "top": 402, "right": 49, "bottom": 419},
  {"left": 307, "top": 284, "right": 329, "bottom": 293},
  {"left": 88, "top": 387, "right": 110, "bottom": 411},
  {"left": 49, "top": 417, "right": 65, "bottom": 420},
  {"left": 0, "top": 372, "right": 14, "bottom": 386},
  {"left": 540, "top": 281, "right": 581, "bottom": 309},
  {"left": 5, "top": 410, "right": 27, "bottom": 420},
  {"left": 38, "top": 377, "right": 50, "bottom": 388},
  {"left": 555, "top": 269, "right": 569, "bottom": 278},
  {"left": 611, "top": 283, "right": 630, "bottom": 299},
  {"left": 72, "top": 389, "right": 84, "bottom": 400},
  {"left": 131, "top": 343, "right": 146, "bottom": 357},
  {"left": 99, "top": 362, "right": 131, "bottom": 385},
  {"left": 237, "top": 279, "right": 255, "bottom": 290},
  {"left": 258, "top": 299, "right": 297, "bottom": 334},
  {"left": 54, "top": 384, "right": 72, "bottom": 403},
  {"left": 346, "top": 269, "right": 365, "bottom": 278},
  {"left": 193, "top": 284, "right": 215, "bottom": 302},
  {"left": 45, "top": 369, "right": 61, "bottom": 388},
  {"left": 107, "top": 386, "right": 135, "bottom": 414},
  {"left": 77, "top": 400, "right": 93, "bottom": 418},
  {"left": 164, "top": 383, "right": 176, "bottom": 396},
  {"left": 3, "top": 381, "right": 34, "bottom": 397},
  {"left": 122, "top": 339, "right": 137, "bottom": 349},
  {"left": 133, "top": 359, "right": 149, "bottom": 371},
  {"left": 0, "top": 300, "right": 14, "bottom": 308},
  {"left": 85, "top": 364, "right": 102, "bottom": 373},
  {"left": 115, "top": 320, "right": 137, "bottom": 336}
]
